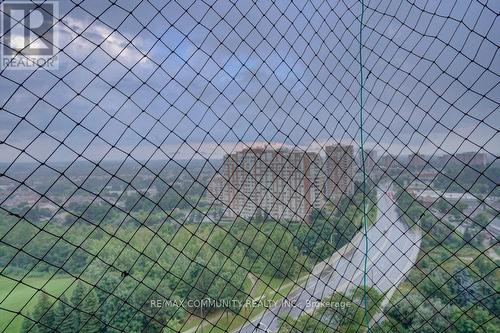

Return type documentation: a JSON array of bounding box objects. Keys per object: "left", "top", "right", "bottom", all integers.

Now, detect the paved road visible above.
[
  {"left": 235, "top": 184, "right": 421, "bottom": 332},
  {"left": 487, "top": 218, "right": 500, "bottom": 238}
]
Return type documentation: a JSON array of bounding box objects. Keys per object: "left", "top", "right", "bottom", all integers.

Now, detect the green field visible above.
[{"left": 0, "top": 275, "right": 75, "bottom": 333}]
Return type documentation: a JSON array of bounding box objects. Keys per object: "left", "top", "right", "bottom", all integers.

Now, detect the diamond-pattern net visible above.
[{"left": 0, "top": 0, "right": 498, "bottom": 333}]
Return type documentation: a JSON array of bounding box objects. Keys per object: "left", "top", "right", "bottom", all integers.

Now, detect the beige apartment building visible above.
[
  {"left": 324, "top": 144, "right": 355, "bottom": 203},
  {"left": 207, "top": 144, "right": 355, "bottom": 222}
]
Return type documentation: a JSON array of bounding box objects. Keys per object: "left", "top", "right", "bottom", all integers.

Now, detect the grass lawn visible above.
[{"left": 0, "top": 275, "right": 75, "bottom": 333}]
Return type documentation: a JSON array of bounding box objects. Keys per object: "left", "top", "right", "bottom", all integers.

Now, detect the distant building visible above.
[
  {"left": 435, "top": 154, "right": 452, "bottom": 169},
  {"left": 408, "top": 153, "right": 427, "bottom": 171},
  {"left": 207, "top": 143, "right": 356, "bottom": 222},
  {"left": 456, "top": 152, "right": 487, "bottom": 168},
  {"left": 379, "top": 154, "right": 395, "bottom": 170},
  {"left": 324, "top": 144, "right": 355, "bottom": 202},
  {"left": 208, "top": 145, "right": 324, "bottom": 222},
  {"left": 437, "top": 152, "right": 487, "bottom": 169},
  {"left": 206, "top": 174, "right": 225, "bottom": 204}
]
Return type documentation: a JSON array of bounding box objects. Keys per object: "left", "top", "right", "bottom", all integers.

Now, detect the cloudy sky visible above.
[{"left": 0, "top": 0, "right": 498, "bottom": 165}]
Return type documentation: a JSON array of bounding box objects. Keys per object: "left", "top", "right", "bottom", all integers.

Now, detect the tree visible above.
[
  {"left": 182, "top": 259, "right": 213, "bottom": 315},
  {"left": 474, "top": 213, "right": 490, "bottom": 229},
  {"left": 451, "top": 201, "right": 468, "bottom": 220},
  {"left": 53, "top": 295, "right": 74, "bottom": 333},
  {"left": 268, "top": 229, "right": 302, "bottom": 279},
  {"left": 435, "top": 198, "right": 452, "bottom": 214},
  {"left": 386, "top": 293, "right": 423, "bottom": 328},
  {"left": 31, "top": 292, "right": 55, "bottom": 333},
  {"left": 80, "top": 290, "right": 101, "bottom": 333},
  {"left": 449, "top": 267, "right": 477, "bottom": 307},
  {"left": 410, "top": 299, "right": 451, "bottom": 333},
  {"left": 70, "top": 282, "right": 87, "bottom": 331},
  {"left": 451, "top": 306, "right": 500, "bottom": 333},
  {"left": 20, "top": 314, "right": 34, "bottom": 333},
  {"left": 100, "top": 293, "right": 144, "bottom": 332},
  {"left": 254, "top": 208, "right": 264, "bottom": 223}
]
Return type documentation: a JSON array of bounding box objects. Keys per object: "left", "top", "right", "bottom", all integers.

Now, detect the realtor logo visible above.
[{"left": 1, "top": 1, "right": 58, "bottom": 70}]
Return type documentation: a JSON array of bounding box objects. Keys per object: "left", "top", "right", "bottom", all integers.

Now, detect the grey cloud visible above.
[{"left": 0, "top": 0, "right": 498, "bottom": 164}]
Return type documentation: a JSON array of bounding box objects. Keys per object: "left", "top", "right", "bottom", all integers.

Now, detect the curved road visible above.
[{"left": 235, "top": 184, "right": 421, "bottom": 332}]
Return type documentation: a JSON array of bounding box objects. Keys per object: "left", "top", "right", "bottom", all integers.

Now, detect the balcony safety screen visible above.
[{"left": 0, "top": 1, "right": 498, "bottom": 333}]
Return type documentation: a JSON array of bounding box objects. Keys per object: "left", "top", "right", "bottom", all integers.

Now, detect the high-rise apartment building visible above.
[
  {"left": 207, "top": 144, "right": 355, "bottom": 222},
  {"left": 324, "top": 144, "right": 355, "bottom": 203}
]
